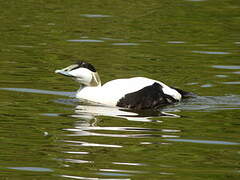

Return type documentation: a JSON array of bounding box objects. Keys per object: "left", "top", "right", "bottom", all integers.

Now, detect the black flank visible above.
[{"left": 117, "top": 83, "right": 178, "bottom": 110}]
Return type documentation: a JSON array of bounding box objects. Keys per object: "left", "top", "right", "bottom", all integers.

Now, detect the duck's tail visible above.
[{"left": 171, "top": 87, "right": 196, "bottom": 99}]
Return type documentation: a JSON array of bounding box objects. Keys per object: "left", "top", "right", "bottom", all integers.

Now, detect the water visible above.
[{"left": 0, "top": 0, "right": 239, "bottom": 179}]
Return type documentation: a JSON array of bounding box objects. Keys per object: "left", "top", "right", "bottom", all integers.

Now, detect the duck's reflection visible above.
[
  {"left": 74, "top": 104, "right": 180, "bottom": 122},
  {"left": 61, "top": 104, "right": 181, "bottom": 139},
  {"left": 59, "top": 105, "right": 180, "bottom": 179}
]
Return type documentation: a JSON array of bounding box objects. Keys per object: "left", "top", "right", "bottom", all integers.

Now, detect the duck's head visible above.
[{"left": 55, "top": 61, "right": 101, "bottom": 87}]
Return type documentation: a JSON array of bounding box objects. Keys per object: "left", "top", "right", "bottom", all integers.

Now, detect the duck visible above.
[{"left": 55, "top": 61, "right": 193, "bottom": 110}]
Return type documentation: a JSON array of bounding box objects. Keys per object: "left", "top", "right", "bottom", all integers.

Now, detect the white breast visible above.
[{"left": 76, "top": 77, "right": 181, "bottom": 107}]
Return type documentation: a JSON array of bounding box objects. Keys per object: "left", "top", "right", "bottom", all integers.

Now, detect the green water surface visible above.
[{"left": 0, "top": 0, "right": 239, "bottom": 179}]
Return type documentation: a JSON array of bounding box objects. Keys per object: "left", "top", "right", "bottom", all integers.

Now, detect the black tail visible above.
[{"left": 171, "top": 87, "right": 196, "bottom": 98}]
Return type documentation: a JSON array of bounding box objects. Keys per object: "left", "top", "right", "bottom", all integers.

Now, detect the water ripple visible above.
[
  {"left": 63, "top": 140, "right": 122, "bottom": 148},
  {"left": 222, "top": 81, "right": 240, "bottom": 85},
  {"left": 75, "top": 105, "right": 179, "bottom": 122},
  {"left": 80, "top": 14, "right": 112, "bottom": 18},
  {"left": 63, "top": 151, "right": 89, "bottom": 155},
  {"left": 65, "top": 129, "right": 178, "bottom": 138},
  {"left": 167, "top": 95, "right": 240, "bottom": 112},
  {"left": 67, "top": 39, "right": 104, "bottom": 43},
  {"left": 192, "top": 51, "right": 230, "bottom": 55},
  {"left": 215, "top": 75, "right": 228, "bottom": 78},
  {"left": 62, "top": 158, "right": 93, "bottom": 164},
  {"left": 61, "top": 174, "right": 130, "bottom": 180},
  {"left": 0, "top": 88, "right": 75, "bottom": 97},
  {"left": 166, "top": 139, "right": 240, "bottom": 145},
  {"left": 99, "top": 168, "right": 144, "bottom": 174},
  {"left": 100, "top": 37, "right": 124, "bottom": 41},
  {"left": 112, "top": 43, "right": 139, "bottom": 46},
  {"left": 66, "top": 126, "right": 180, "bottom": 132},
  {"left": 112, "top": 162, "right": 146, "bottom": 166},
  {"left": 7, "top": 167, "right": 53, "bottom": 172},
  {"left": 201, "top": 84, "right": 213, "bottom": 88},
  {"left": 167, "top": 41, "right": 185, "bottom": 44},
  {"left": 212, "top": 65, "right": 240, "bottom": 69}
]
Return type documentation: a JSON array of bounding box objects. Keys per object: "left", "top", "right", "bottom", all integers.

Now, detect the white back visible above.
[{"left": 77, "top": 77, "right": 181, "bottom": 106}]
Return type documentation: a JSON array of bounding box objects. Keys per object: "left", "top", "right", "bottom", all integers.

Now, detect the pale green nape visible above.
[{"left": 90, "top": 72, "right": 101, "bottom": 87}]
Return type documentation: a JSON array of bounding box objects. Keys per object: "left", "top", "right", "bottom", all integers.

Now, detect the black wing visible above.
[{"left": 117, "top": 83, "right": 178, "bottom": 110}]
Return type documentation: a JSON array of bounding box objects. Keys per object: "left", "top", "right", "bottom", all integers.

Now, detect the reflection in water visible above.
[
  {"left": 67, "top": 39, "right": 104, "bottom": 43},
  {"left": 63, "top": 151, "right": 89, "bottom": 155},
  {"left": 1, "top": 87, "right": 240, "bottom": 179},
  {"left": 1, "top": 0, "right": 239, "bottom": 178},
  {"left": 166, "top": 139, "right": 240, "bottom": 145},
  {"left": 100, "top": 37, "right": 124, "bottom": 41},
  {"left": 192, "top": 50, "right": 231, "bottom": 55},
  {"left": 112, "top": 162, "right": 145, "bottom": 166},
  {"left": 215, "top": 75, "right": 228, "bottom": 78},
  {"left": 166, "top": 41, "right": 185, "bottom": 44},
  {"left": 65, "top": 128, "right": 179, "bottom": 138},
  {"left": 112, "top": 43, "right": 139, "bottom": 46},
  {"left": 60, "top": 174, "right": 131, "bottom": 180},
  {"left": 7, "top": 167, "right": 54, "bottom": 172},
  {"left": 7, "top": 85, "right": 240, "bottom": 113},
  {"left": 74, "top": 105, "right": 180, "bottom": 122},
  {"left": 98, "top": 168, "right": 144, "bottom": 175},
  {"left": 14, "top": 45, "right": 34, "bottom": 48},
  {"left": 64, "top": 105, "right": 181, "bottom": 138},
  {"left": 186, "top": 0, "right": 206, "bottom": 1},
  {"left": 62, "top": 140, "right": 122, "bottom": 148},
  {"left": 201, "top": 84, "right": 213, "bottom": 88},
  {"left": 1, "top": 87, "right": 240, "bottom": 121},
  {"left": 0, "top": 88, "right": 75, "bottom": 97},
  {"left": 222, "top": 81, "right": 240, "bottom": 85},
  {"left": 80, "top": 14, "right": 112, "bottom": 18},
  {"left": 60, "top": 158, "right": 93, "bottom": 164},
  {"left": 212, "top": 65, "right": 240, "bottom": 70}
]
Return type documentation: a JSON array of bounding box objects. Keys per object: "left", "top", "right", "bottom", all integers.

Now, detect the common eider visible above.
[{"left": 55, "top": 61, "right": 193, "bottom": 110}]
